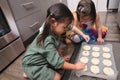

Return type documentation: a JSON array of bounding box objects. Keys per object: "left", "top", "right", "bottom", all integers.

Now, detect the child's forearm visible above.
[
  {"left": 58, "top": 48, "right": 63, "bottom": 57},
  {"left": 73, "top": 26, "right": 85, "bottom": 37},
  {"left": 97, "top": 27, "right": 102, "bottom": 38},
  {"left": 62, "top": 61, "right": 76, "bottom": 70},
  {"left": 96, "top": 14, "right": 102, "bottom": 38}
]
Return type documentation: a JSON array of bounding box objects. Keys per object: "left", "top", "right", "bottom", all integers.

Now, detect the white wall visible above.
[
  {"left": 67, "top": 0, "right": 80, "bottom": 12},
  {"left": 97, "top": 0, "right": 107, "bottom": 12},
  {"left": 92, "top": 0, "right": 107, "bottom": 12},
  {"left": 92, "top": 0, "right": 98, "bottom": 12},
  {"left": 67, "top": 0, "right": 107, "bottom": 12}
]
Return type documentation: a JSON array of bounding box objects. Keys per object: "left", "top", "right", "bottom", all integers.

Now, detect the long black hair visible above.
[
  {"left": 76, "top": 0, "right": 96, "bottom": 23},
  {"left": 37, "top": 3, "right": 73, "bottom": 45}
]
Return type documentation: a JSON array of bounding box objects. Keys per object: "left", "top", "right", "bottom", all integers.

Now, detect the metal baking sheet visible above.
[{"left": 75, "top": 42, "right": 118, "bottom": 80}]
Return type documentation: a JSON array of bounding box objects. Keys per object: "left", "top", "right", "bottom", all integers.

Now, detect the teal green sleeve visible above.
[{"left": 43, "top": 36, "right": 65, "bottom": 69}]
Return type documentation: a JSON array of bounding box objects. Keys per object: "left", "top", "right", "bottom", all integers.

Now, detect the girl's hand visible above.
[
  {"left": 65, "top": 38, "right": 72, "bottom": 44},
  {"left": 97, "top": 37, "right": 104, "bottom": 43},
  {"left": 63, "top": 55, "right": 70, "bottom": 62},
  {"left": 58, "top": 48, "right": 63, "bottom": 57},
  {"left": 75, "top": 62, "right": 85, "bottom": 70},
  {"left": 83, "top": 35, "right": 90, "bottom": 42}
]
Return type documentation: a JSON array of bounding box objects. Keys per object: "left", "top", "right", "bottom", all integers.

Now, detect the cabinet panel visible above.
[
  {"left": 8, "top": 0, "right": 60, "bottom": 42},
  {"left": 8, "top": 0, "right": 60, "bottom": 21},
  {"left": 16, "top": 11, "right": 44, "bottom": 41},
  {"left": 37, "top": 0, "right": 60, "bottom": 20},
  {"left": 8, "top": 0, "right": 42, "bottom": 20}
]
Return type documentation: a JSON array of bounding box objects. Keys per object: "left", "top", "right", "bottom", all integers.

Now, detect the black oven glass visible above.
[{"left": 0, "top": 7, "right": 10, "bottom": 37}]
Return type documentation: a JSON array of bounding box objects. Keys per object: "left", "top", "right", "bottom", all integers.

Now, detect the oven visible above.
[{"left": 0, "top": 0, "right": 25, "bottom": 72}]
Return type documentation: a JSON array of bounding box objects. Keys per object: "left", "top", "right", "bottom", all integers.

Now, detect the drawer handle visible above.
[
  {"left": 29, "top": 22, "right": 39, "bottom": 29},
  {"left": 22, "top": 2, "right": 34, "bottom": 10}
]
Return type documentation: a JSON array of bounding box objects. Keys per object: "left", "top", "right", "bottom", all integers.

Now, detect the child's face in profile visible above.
[
  {"left": 80, "top": 16, "right": 92, "bottom": 22},
  {"left": 52, "top": 18, "right": 71, "bottom": 36}
]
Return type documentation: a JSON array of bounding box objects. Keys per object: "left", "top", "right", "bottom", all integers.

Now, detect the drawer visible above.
[
  {"left": 8, "top": 0, "right": 42, "bottom": 20},
  {"left": 16, "top": 11, "right": 44, "bottom": 41},
  {"left": 38, "top": 0, "right": 60, "bottom": 19}
]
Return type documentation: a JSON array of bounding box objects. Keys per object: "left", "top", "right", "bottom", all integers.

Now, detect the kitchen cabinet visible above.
[
  {"left": 16, "top": 11, "right": 43, "bottom": 41},
  {"left": 7, "top": 0, "right": 60, "bottom": 42},
  {"left": 7, "top": 0, "right": 42, "bottom": 21}
]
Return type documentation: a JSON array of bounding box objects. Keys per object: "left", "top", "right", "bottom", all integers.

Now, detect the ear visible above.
[{"left": 51, "top": 18, "right": 58, "bottom": 26}]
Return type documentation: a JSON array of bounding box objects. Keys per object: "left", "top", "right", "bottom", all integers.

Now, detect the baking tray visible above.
[{"left": 75, "top": 42, "right": 118, "bottom": 80}]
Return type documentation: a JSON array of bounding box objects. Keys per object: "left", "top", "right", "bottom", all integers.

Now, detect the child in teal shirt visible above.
[{"left": 22, "top": 3, "right": 85, "bottom": 80}]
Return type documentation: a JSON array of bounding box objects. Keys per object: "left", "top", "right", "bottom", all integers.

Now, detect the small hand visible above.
[
  {"left": 65, "top": 38, "right": 72, "bottom": 44},
  {"left": 66, "top": 32, "right": 75, "bottom": 38},
  {"left": 83, "top": 35, "right": 90, "bottom": 42},
  {"left": 97, "top": 37, "right": 104, "bottom": 43},
  {"left": 63, "top": 55, "right": 70, "bottom": 61},
  {"left": 75, "top": 62, "right": 85, "bottom": 70},
  {"left": 58, "top": 48, "right": 63, "bottom": 57}
]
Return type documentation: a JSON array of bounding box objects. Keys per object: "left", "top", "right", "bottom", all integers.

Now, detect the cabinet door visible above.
[
  {"left": 16, "top": 11, "right": 44, "bottom": 41},
  {"left": 37, "top": 0, "right": 60, "bottom": 20},
  {"left": 8, "top": 0, "right": 42, "bottom": 20}
]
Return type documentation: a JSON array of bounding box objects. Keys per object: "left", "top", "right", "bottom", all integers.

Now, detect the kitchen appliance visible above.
[
  {"left": 107, "top": 0, "right": 120, "bottom": 10},
  {"left": 0, "top": 0, "right": 25, "bottom": 72}
]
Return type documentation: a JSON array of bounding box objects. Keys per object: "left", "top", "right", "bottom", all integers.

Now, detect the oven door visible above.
[
  {"left": 0, "top": 32, "right": 19, "bottom": 49},
  {"left": 0, "top": 1, "right": 20, "bottom": 49}
]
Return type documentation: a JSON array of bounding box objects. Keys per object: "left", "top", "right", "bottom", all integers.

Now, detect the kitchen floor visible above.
[{"left": 0, "top": 12, "right": 120, "bottom": 80}]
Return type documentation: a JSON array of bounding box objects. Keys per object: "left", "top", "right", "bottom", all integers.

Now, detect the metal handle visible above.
[
  {"left": 29, "top": 21, "right": 39, "bottom": 29},
  {"left": 22, "top": 2, "right": 34, "bottom": 10}
]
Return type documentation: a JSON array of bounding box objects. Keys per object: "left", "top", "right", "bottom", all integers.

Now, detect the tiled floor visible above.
[{"left": 0, "top": 12, "right": 120, "bottom": 80}]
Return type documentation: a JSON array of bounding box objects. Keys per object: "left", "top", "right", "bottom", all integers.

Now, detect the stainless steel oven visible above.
[{"left": 0, "top": 0, "right": 25, "bottom": 72}]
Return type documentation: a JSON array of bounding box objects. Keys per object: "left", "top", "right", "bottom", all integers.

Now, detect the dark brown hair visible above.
[
  {"left": 37, "top": 3, "right": 73, "bottom": 45},
  {"left": 76, "top": 0, "right": 96, "bottom": 23}
]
